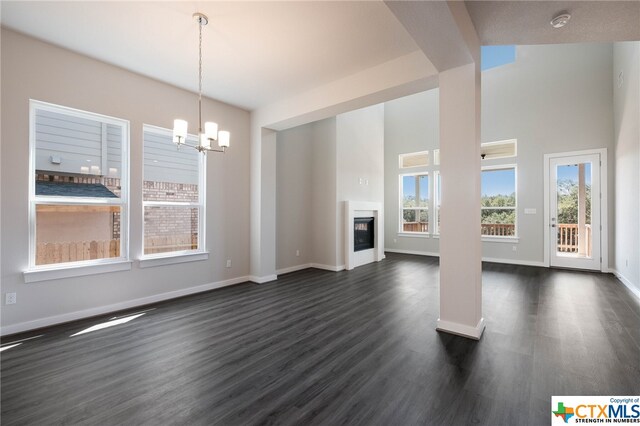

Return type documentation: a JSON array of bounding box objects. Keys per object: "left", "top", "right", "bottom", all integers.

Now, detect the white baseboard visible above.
[
  {"left": 249, "top": 274, "right": 278, "bottom": 284},
  {"left": 276, "top": 264, "right": 312, "bottom": 275},
  {"left": 384, "top": 248, "right": 440, "bottom": 257},
  {"left": 276, "top": 263, "right": 346, "bottom": 275},
  {"left": 310, "top": 263, "right": 345, "bottom": 272},
  {"left": 610, "top": 268, "right": 640, "bottom": 300},
  {"left": 384, "top": 248, "right": 545, "bottom": 267},
  {"left": 481, "top": 257, "right": 546, "bottom": 267},
  {"left": 436, "top": 317, "right": 485, "bottom": 340},
  {"left": 0, "top": 275, "right": 251, "bottom": 337}
]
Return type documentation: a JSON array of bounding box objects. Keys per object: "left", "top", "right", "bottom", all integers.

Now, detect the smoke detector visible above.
[{"left": 550, "top": 13, "right": 571, "bottom": 28}]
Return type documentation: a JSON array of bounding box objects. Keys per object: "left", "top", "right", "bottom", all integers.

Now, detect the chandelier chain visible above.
[{"left": 198, "top": 17, "right": 203, "bottom": 133}]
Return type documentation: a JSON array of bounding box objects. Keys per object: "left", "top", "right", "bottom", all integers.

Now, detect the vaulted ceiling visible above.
[{"left": 2, "top": 1, "right": 639, "bottom": 112}]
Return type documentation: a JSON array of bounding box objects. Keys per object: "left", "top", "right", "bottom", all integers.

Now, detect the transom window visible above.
[
  {"left": 399, "top": 151, "right": 429, "bottom": 169},
  {"left": 29, "top": 100, "right": 129, "bottom": 267}
]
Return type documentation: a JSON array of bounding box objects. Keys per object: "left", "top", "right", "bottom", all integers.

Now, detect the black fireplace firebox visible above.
[{"left": 354, "top": 217, "right": 375, "bottom": 252}]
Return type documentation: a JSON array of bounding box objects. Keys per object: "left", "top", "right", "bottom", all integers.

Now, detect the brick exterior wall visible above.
[{"left": 35, "top": 173, "right": 199, "bottom": 245}]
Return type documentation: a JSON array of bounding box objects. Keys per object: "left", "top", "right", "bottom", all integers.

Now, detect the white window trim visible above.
[
  {"left": 397, "top": 232, "right": 431, "bottom": 239},
  {"left": 140, "top": 125, "right": 207, "bottom": 262},
  {"left": 24, "top": 260, "right": 132, "bottom": 283},
  {"left": 481, "top": 164, "right": 518, "bottom": 239},
  {"left": 26, "top": 100, "right": 130, "bottom": 279},
  {"left": 139, "top": 251, "right": 209, "bottom": 268},
  {"left": 399, "top": 172, "right": 430, "bottom": 235}
]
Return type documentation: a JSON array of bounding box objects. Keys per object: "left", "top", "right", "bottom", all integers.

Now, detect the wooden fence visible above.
[
  {"left": 143, "top": 235, "right": 197, "bottom": 255},
  {"left": 36, "top": 240, "right": 120, "bottom": 265},
  {"left": 36, "top": 235, "right": 198, "bottom": 265}
]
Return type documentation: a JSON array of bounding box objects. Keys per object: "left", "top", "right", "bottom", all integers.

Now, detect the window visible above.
[
  {"left": 399, "top": 151, "right": 429, "bottom": 168},
  {"left": 481, "top": 166, "right": 517, "bottom": 237},
  {"left": 481, "top": 139, "right": 517, "bottom": 160},
  {"left": 400, "top": 174, "right": 429, "bottom": 233},
  {"left": 29, "top": 100, "right": 129, "bottom": 268},
  {"left": 434, "top": 171, "right": 441, "bottom": 234},
  {"left": 142, "top": 125, "right": 205, "bottom": 257},
  {"left": 481, "top": 45, "right": 516, "bottom": 71}
]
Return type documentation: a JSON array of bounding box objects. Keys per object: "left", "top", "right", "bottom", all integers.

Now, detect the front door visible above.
[{"left": 549, "top": 154, "right": 601, "bottom": 270}]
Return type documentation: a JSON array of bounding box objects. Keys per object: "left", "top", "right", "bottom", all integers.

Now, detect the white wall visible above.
[
  {"left": 482, "top": 43, "right": 614, "bottom": 264},
  {"left": 384, "top": 43, "right": 615, "bottom": 266},
  {"left": 336, "top": 105, "right": 385, "bottom": 266},
  {"left": 613, "top": 41, "right": 640, "bottom": 295},
  {"left": 275, "top": 105, "right": 384, "bottom": 272},
  {"left": 384, "top": 89, "right": 440, "bottom": 255},
  {"left": 276, "top": 124, "right": 314, "bottom": 270},
  {"left": 310, "top": 118, "right": 338, "bottom": 268},
  {"left": 275, "top": 118, "right": 338, "bottom": 271},
  {"left": 0, "top": 29, "right": 251, "bottom": 334}
]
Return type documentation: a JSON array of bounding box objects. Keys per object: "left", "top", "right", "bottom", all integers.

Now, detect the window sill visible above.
[
  {"left": 138, "top": 251, "right": 209, "bottom": 268},
  {"left": 482, "top": 236, "right": 519, "bottom": 243},
  {"left": 397, "top": 232, "right": 431, "bottom": 239},
  {"left": 24, "top": 259, "right": 132, "bottom": 283}
]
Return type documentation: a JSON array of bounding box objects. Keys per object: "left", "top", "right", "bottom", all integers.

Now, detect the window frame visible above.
[
  {"left": 480, "top": 164, "right": 518, "bottom": 240},
  {"left": 140, "top": 124, "right": 207, "bottom": 262},
  {"left": 27, "top": 100, "right": 130, "bottom": 275},
  {"left": 399, "top": 172, "right": 430, "bottom": 235}
]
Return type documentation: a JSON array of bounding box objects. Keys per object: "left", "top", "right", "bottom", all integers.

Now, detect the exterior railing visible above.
[
  {"left": 557, "top": 223, "right": 591, "bottom": 255},
  {"left": 481, "top": 223, "right": 515, "bottom": 236},
  {"left": 403, "top": 222, "right": 429, "bottom": 233}
]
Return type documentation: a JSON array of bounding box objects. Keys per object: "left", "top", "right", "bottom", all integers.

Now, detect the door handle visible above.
[{"left": 551, "top": 224, "right": 556, "bottom": 228}]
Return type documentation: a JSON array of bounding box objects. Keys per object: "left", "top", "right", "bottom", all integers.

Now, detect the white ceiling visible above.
[
  {"left": 0, "top": 1, "right": 420, "bottom": 111},
  {"left": 4, "top": 1, "right": 638, "bottom": 111},
  {"left": 466, "top": 1, "right": 640, "bottom": 46}
]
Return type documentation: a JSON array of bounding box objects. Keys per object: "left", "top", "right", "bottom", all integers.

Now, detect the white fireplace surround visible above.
[{"left": 344, "top": 201, "right": 385, "bottom": 270}]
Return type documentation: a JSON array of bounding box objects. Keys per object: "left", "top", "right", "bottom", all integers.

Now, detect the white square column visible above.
[{"left": 437, "top": 62, "right": 484, "bottom": 340}]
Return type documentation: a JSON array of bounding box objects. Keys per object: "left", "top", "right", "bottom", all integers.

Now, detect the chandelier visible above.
[{"left": 173, "top": 12, "right": 230, "bottom": 153}]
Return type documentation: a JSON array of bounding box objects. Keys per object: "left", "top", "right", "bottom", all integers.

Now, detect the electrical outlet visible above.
[
  {"left": 5, "top": 293, "right": 16, "bottom": 305},
  {"left": 226, "top": 259, "right": 232, "bottom": 268},
  {"left": 626, "top": 259, "right": 629, "bottom": 267},
  {"left": 512, "top": 245, "right": 517, "bottom": 252},
  {"left": 393, "top": 239, "right": 397, "bottom": 243},
  {"left": 296, "top": 249, "right": 300, "bottom": 257}
]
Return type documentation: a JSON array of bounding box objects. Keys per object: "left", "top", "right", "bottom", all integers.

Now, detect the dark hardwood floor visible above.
[{"left": 2, "top": 253, "right": 639, "bottom": 425}]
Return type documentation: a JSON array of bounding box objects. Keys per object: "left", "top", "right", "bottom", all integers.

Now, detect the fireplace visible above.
[
  {"left": 354, "top": 217, "right": 375, "bottom": 252},
  {"left": 344, "top": 201, "right": 384, "bottom": 270}
]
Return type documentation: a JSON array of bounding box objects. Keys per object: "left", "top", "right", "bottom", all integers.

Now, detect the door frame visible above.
[{"left": 543, "top": 148, "right": 608, "bottom": 271}]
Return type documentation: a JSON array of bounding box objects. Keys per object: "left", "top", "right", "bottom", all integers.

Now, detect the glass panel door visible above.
[{"left": 549, "top": 154, "right": 601, "bottom": 270}]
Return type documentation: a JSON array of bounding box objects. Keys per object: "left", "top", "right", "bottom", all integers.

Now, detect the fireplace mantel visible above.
[{"left": 344, "top": 201, "right": 384, "bottom": 270}]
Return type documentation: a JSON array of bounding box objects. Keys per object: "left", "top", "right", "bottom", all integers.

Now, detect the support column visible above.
[
  {"left": 249, "top": 125, "right": 278, "bottom": 283},
  {"left": 437, "top": 62, "right": 484, "bottom": 340}
]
